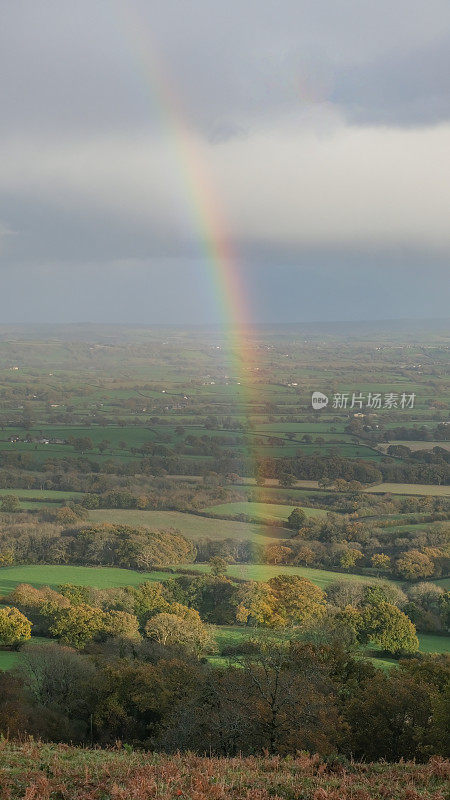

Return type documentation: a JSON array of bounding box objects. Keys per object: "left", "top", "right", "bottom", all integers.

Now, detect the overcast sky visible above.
[{"left": 0, "top": 0, "right": 449, "bottom": 324}]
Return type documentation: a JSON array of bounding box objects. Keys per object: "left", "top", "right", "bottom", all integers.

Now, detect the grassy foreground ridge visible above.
[{"left": 0, "top": 741, "right": 449, "bottom": 800}]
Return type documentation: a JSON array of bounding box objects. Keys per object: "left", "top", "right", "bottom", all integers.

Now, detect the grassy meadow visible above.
[
  {"left": 0, "top": 564, "right": 174, "bottom": 598},
  {"left": 182, "top": 562, "right": 399, "bottom": 589},
  {"left": 0, "top": 562, "right": 390, "bottom": 598},
  {"left": 87, "top": 508, "right": 286, "bottom": 541},
  {"left": 203, "top": 501, "right": 328, "bottom": 521}
]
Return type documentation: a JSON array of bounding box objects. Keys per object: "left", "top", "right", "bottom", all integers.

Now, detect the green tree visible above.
[
  {"left": 145, "top": 609, "right": 214, "bottom": 656},
  {"left": 0, "top": 606, "right": 32, "bottom": 646},
  {"left": 209, "top": 556, "right": 228, "bottom": 576},
  {"left": 345, "top": 668, "right": 446, "bottom": 760},
  {"left": 21, "top": 404, "right": 34, "bottom": 430},
  {"left": 371, "top": 553, "right": 391, "bottom": 574},
  {"left": 18, "top": 642, "right": 96, "bottom": 738},
  {"left": 235, "top": 582, "right": 282, "bottom": 627},
  {"left": 102, "top": 610, "right": 141, "bottom": 641},
  {"left": 268, "top": 575, "right": 326, "bottom": 627},
  {"left": 340, "top": 548, "right": 364, "bottom": 571},
  {"left": 278, "top": 473, "right": 296, "bottom": 488},
  {"left": 129, "top": 582, "right": 169, "bottom": 621},
  {"left": 48, "top": 603, "right": 104, "bottom": 648},
  {"left": 362, "top": 601, "right": 419, "bottom": 655},
  {"left": 287, "top": 507, "right": 306, "bottom": 529},
  {"left": 71, "top": 437, "right": 93, "bottom": 454},
  {"left": 396, "top": 549, "right": 435, "bottom": 580},
  {"left": 0, "top": 495, "right": 20, "bottom": 513}
]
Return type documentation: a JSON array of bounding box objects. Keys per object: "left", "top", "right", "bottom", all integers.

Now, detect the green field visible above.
[
  {"left": 434, "top": 576, "right": 450, "bottom": 589},
  {"left": 0, "top": 565, "right": 174, "bottom": 598},
  {"left": 0, "top": 488, "right": 84, "bottom": 500},
  {"left": 0, "top": 562, "right": 396, "bottom": 598},
  {"left": 0, "top": 650, "right": 23, "bottom": 671},
  {"left": 203, "top": 501, "right": 328, "bottom": 522},
  {"left": 417, "top": 633, "right": 450, "bottom": 654},
  {"left": 364, "top": 483, "right": 450, "bottom": 496},
  {"left": 0, "top": 637, "right": 51, "bottom": 671},
  {"left": 235, "top": 479, "right": 450, "bottom": 497},
  {"left": 212, "top": 626, "right": 450, "bottom": 661},
  {"left": 88, "top": 509, "right": 285, "bottom": 542},
  {"left": 2, "top": 425, "right": 156, "bottom": 450},
  {"left": 182, "top": 563, "right": 399, "bottom": 590},
  {"left": 0, "top": 487, "right": 84, "bottom": 510}
]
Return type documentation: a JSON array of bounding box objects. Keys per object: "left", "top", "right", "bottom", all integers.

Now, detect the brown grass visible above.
[{"left": 0, "top": 740, "right": 448, "bottom": 799}]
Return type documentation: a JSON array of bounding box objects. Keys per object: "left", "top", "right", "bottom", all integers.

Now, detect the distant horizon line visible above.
[{"left": 0, "top": 318, "right": 448, "bottom": 329}]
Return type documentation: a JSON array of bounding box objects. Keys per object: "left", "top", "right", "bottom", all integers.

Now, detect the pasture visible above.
[
  {"left": 379, "top": 441, "right": 450, "bottom": 452},
  {"left": 0, "top": 488, "right": 84, "bottom": 510},
  {"left": 212, "top": 626, "right": 450, "bottom": 661},
  {"left": 181, "top": 563, "right": 399, "bottom": 590},
  {"left": 363, "top": 483, "right": 450, "bottom": 496},
  {"left": 0, "top": 489, "right": 83, "bottom": 500},
  {"left": 0, "top": 564, "right": 174, "bottom": 598},
  {"left": 0, "top": 636, "right": 51, "bottom": 672},
  {"left": 203, "top": 501, "right": 328, "bottom": 521},
  {"left": 0, "top": 561, "right": 396, "bottom": 597},
  {"left": 87, "top": 509, "right": 286, "bottom": 542},
  {"left": 418, "top": 633, "right": 450, "bottom": 654}
]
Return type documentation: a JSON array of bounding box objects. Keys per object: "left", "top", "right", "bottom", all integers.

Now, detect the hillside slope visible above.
[{"left": 0, "top": 742, "right": 448, "bottom": 799}]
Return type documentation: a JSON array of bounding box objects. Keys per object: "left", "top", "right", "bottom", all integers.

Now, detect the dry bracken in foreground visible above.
[{"left": 0, "top": 741, "right": 449, "bottom": 800}]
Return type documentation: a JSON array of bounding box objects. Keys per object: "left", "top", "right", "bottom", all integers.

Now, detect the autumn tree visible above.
[
  {"left": 144, "top": 607, "right": 214, "bottom": 656},
  {"left": 0, "top": 495, "right": 20, "bottom": 513},
  {"left": 235, "top": 582, "right": 282, "bottom": 627},
  {"left": 264, "top": 545, "right": 292, "bottom": 565},
  {"left": 339, "top": 548, "right": 364, "bottom": 571},
  {"left": 268, "top": 575, "right": 326, "bottom": 628},
  {"left": 294, "top": 545, "right": 315, "bottom": 566},
  {"left": 396, "top": 549, "right": 435, "bottom": 580},
  {"left": 102, "top": 610, "right": 141, "bottom": 641},
  {"left": 362, "top": 600, "right": 419, "bottom": 655},
  {"left": 209, "top": 556, "right": 228, "bottom": 576},
  {"left": 48, "top": 603, "right": 104, "bottom": 648},
  {"left": 371, "top": 553, "right": 391, "bottom": 574},
  {"left": 56, "top": 506, "right": 79, "bottom": 525},
  {"left": 0, "top": 550, "right": 14, "bottom": 566},
  {"left": 0, "top": 606, "right": 32, "bottom": 646}
]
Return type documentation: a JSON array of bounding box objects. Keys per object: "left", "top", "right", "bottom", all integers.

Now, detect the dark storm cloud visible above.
[{"left": 0, "top": 0, "right": 449, "bottom": 323}]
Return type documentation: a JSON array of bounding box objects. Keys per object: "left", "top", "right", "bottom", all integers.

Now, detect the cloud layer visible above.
[{"left": 0, "top": 0, "right": 449, "bottom": 323}]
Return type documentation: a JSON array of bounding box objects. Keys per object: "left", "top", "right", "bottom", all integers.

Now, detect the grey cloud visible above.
[
  {"left": 1, "top": 0, "right": 449, "bottom": 138},
  {"left": 0, "top": 0, "right": 449, "bottom": 324}
]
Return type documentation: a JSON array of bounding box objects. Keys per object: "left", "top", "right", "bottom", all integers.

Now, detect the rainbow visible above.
[
  {"left": 113, "top": 1, "right": 251, "bottom": 332},
  {"left": 112, "top": 0, "right": 263, "bottom": 481},
  {"left": 111, "top": 4, "right": 302, "bottom": 568}
]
